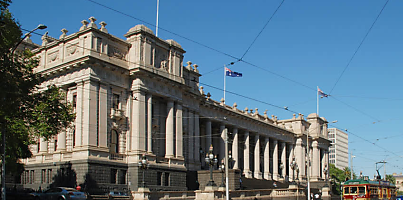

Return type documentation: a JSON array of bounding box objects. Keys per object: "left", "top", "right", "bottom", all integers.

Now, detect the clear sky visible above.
[{"left": 9, "top": 0, "right": 403, "bottom": 178}]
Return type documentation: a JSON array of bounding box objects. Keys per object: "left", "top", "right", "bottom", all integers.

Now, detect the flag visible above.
[
  {"left": 225, "top": 67, "right": 242, "bottom": 77},
  {"left": 318, "top": 87, "right": 328, "bottom": 98}
]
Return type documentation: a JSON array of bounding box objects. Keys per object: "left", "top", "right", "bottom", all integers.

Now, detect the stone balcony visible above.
[{"left": 111, "top": 108, "right": 125, "bottom": 120}]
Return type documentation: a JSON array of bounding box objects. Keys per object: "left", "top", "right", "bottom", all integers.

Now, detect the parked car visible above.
[
  {"left": 108, "top": 191, "right": 129, "bottom": 199},
  {"left": 31, "top": 187, "right": 87, "bottom": 200}
]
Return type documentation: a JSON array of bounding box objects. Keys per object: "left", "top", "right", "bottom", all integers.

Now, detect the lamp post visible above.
[
  {"left": 219, "top": 159, "right": 225, "bottom": 187},
  {"left": 138, "top": 154, "right": 148, "bottom": 188},
  {"left": 205, "top": 145, "right": 218, "bottom": 187},
  {"left": 2, "top": 24, "right": 47, "bottom": 200}
]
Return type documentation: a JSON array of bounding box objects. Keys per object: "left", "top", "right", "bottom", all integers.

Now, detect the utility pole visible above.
[{"left": 350, "top": 153, "right": 355, "bottom": 180}]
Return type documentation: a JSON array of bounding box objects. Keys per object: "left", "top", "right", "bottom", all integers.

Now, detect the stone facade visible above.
[{"left": 17, "top": 17, "right": 331, "bottom": 194}]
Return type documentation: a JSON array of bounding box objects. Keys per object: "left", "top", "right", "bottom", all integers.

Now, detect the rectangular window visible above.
[
  {"left": 72, "top": 93, "right": 77, "bottom": 111},
  {"left": 164, "top": 172, "right": 170, "bottom": 186},
  {"left": 344, "top": 187, "right": 349, "bottom": 194},
  {"left": 359, "top": 186, "right": 365, "bottom": 195},
  {"left": 54, "top": 139, "right": 58, "bottom": 151},
  {"left": 157, "top": 172, "right": 162, "bottom": 186},
  {"left": 47, "top": 169, "right": 52, "bottom": 183},
  {"left": 30, "top": 170, "right": 34, "bottom": 184},
  {"left": 119, "top": 170, "right": 126, "bottom": 184},
  {"left": 111, "top": 169, "right": 117, "bottom": 184},
  {"left": 42, "top": 169, "right": 46, "bottom": 183},
  {"left": 112, "top": 94, "right": 120, "bottom": 109},
  {"left": 351, "top": 187, "right": 357, "bottom": 194}
]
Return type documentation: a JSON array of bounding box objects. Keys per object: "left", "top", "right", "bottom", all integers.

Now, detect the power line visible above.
[
  {"left": 328, "top": 0, "right": 390, "bottom": 95},
  {"left": 240, "top": 0, "right": 285, "bottom": 60},
  {"left": 22, "top": 28, "right": 403, "bottom": 164}
]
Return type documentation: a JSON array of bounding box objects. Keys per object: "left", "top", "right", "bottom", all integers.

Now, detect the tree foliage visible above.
[
  {"left": 329, "top": 164, "right": 356, "bottom": 195},
  {"left": 0, "top": 0, "right": 75, "bottom": 174},
  {"left": 386, "top": 174, "right": 396, "bottom": 185}
]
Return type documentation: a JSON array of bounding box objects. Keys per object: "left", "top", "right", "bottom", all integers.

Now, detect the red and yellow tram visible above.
[{"left": 343, "top": 177, "right": 397, "bottom": 200}]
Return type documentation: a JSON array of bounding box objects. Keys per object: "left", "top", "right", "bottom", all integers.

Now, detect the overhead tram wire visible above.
[
  {"left": 86, "top": 0, "right": 239, "bottom": 61},
  {"left": 328, "top": 0, "right": 390, "bottom": 95},
  {"left": 23, "top": 29, "right": 383, "bottom": 126},
  {"left": 23, "top": 30, "right": 403, "bottom": 164},
  {"left": 330, "top": 96, "right": 380, "bottom": 122},
  {"left": 84, "top": 0, "right": 397, "bottom": 126},
  {"left": 85, "top": 0, "right": 317, "bottom": 93},
  {"left": 239, "top": 0, "right": 285, "bottom": 61}
]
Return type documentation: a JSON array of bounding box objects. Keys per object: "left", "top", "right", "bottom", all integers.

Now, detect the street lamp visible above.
[
  {"left": 11, "top": 24, "right": 47, "bottom": 56},
  {"left": 2, "top": 24, "right": 47, "bottom": 200},
  {"left": 205, "top": 145, "right": 218, "bottom": 187},
  {"left": 219, "top": 159, "right": 225, "bottom": 187},
  {"left": 138, "top": 154, "right": 148, "bottom": 188}
]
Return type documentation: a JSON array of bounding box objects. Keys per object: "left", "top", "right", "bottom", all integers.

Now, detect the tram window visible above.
[
  {"left": 358, "top": 187, "right": 365, "bottom": 194},
  {"left": 344, "top": 187, "right": 349, "bottom": 194},
  {"left": 351, "top": 187, "right": 357, "bottom": 194}
]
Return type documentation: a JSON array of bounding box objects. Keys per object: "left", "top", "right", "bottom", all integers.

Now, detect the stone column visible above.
[
  {"left": 176, "top": 104, "right": 183, "bottom": 158},
  {"left": 321, "top": 149, "right": 326, "bottom": 179},
  {"left": 295, "top": 138, "right": 303, "bottom": 179},
  {"left": 312, "top": 141, "right": 320, "bottom": 180},
  {"left": 39, "top": 138, "right": 48, "bottom": 153},
  {"left": 288, "top": 143, "right": 294, "bottom": 180},
  {"left": 219, "top": 124, "right": 226, "bottom": 162},
  {"left": 281, "top": 142, "right": 287, "bottom": 179},
  {"left": 146, "top": 93, "right": 153, "bottom": 154},
  {"left": 165, "top": 100, "right": 174, "bottom": 158},
  {"left": 243, "top": 131, "right": 251, "bottom": 178},
  {"left": 188, "top": 111, "right": 194, "bottom": 162},
  {"left": 232, "top": 128, "right": 239, "bottom": 169},
  {"left": 194, "top": 113, "right": 200, "bottom": 166},
  {"left": 131, "top": 91, "right": 146, "bottom": 153},
  {"left": 205, "top": 120, "right": 212, "bottom": 151},
  {"left": 98, "top": 83, "right": 108, "bottom": 148},
  {"left": 82, "top": 80, "right": 98, "bottom": 147},
  {"left": 75, "top": 81, "right": 84, "bottom": 147},
  {"left": 254, "top": 134, "right": 261, "bottom": 179},
  {"left": 57, "top": 131, "right": 66, "bottom": 151},
  {"left": 263, "top": 137, "right": 271, "bottom": 180},
  {"left": 272, "top": 139, "right": 279, "bottom": 181}
]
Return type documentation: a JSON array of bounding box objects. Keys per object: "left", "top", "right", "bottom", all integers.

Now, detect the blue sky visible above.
[{"left": 9, "top": 0, "right": 403, "bottom": 178}]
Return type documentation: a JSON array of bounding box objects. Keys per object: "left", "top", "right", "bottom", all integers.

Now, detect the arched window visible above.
[{"left": 111, "top": 130, "right": 119, "bottom": 153}]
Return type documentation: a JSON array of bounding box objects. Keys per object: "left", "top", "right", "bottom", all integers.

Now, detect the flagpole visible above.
[
  {"left": 224, "top": 65, "right": 226, "bottom": 103},
  {"left": 317, "top": 86, "right": 319, "bottom": 115},
  {"left": 156, "top": 0, "right": 160, "bottom": 37}
]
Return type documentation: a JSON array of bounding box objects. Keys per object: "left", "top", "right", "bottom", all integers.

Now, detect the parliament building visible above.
[{"left": 17, "top": 17, "right": 331, "bottom": 194}]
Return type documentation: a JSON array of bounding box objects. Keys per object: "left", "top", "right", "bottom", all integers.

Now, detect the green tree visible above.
[
  {"left": 386, "top": 174, "right": 396, "bottom": 184},
  {"left": 0, "top": 0, "right": 75, "bottom": 175},
  {"left": 329, "top": 164, "right": 356, "bottom": 195}
]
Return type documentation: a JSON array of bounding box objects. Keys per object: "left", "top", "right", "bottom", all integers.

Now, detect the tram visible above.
[{"left": 342, "top": 176, "right": 397, "bottom": 200}]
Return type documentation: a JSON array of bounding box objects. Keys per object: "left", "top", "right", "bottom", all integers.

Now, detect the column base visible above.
[
  {"left": 254, "top": 171, "right": 262, "bottom": 179},
  {"left": 273, "top": 173, "right": 279, "bottom": 181},
  {"left": 132, "top": 187, "right": 150, "bottom": 200},
  {"left": 263, "top": 172, "right": 272, "bottom": 180},
  {"left": 243, "top": 170, "right": 252, "bottom": 178}
]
